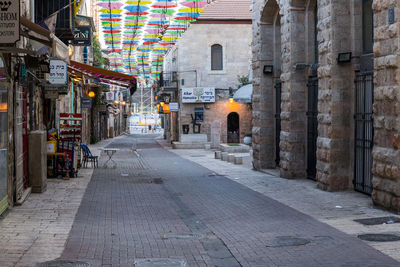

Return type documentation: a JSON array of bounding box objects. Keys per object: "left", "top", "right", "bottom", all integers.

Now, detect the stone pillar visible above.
[
  {"left": 210, "top": 121, "right": 221, "bottom": 149},
  {"left": 316, "top": 0, "right": 353, "bottom": 191},
  {"left": 251, "top": 0, "right": 278, "bottom": 169},
  {"left": 371, "top": 1, "right": 400, "bottom": 211},
  {"left": 279, "top": 6, "right": 307, "bottom": 178}
]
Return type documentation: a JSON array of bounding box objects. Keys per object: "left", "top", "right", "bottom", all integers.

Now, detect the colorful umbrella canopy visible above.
[{"left": 97, "top": 0, "right": 209, "bottom": 83}]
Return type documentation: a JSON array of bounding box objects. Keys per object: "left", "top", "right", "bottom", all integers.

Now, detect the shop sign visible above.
[
  {"left": 72, "top": 26, "right": 91, "bottom": 46},
  {"left": 169, "top": 102, "right": 179, "bottom": 112},
  {"left": 106, "top": 91, "right": 114, "bottom": 101},
  {"left": 44, "top": 90, "right": 59, "bottom": 99},
  {"left": 49, "top": 59, "right": 67, "bottom": 85},
  {"left": 0, "top": 0, "right": 19, "bottom": 44},
  {"left": 81, "top": 97, "right": 92, "bottom": 109},
  {"left": 182, "top": 87, "right": 215, "bottom": 103}
]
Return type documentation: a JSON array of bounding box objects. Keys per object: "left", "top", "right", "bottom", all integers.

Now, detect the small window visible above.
[{"left": 211, "top": 44, "right": 223, "bottom": 70}]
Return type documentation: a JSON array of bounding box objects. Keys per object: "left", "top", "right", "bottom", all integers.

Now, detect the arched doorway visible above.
[{"left": 227, "top": 112, "right": 239, "bottom": 143}]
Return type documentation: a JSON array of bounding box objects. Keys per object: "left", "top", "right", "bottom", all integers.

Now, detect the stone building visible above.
[
  {"left": 161, "top": 0, "right": 253, "bottom": 145},
  {"left": 251, "top": 0, "right": 400, "bottom": 211}
]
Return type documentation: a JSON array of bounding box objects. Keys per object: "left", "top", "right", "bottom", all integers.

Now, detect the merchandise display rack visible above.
[{"left": 58, "top": 113, "right": 83, "bottom": 177}]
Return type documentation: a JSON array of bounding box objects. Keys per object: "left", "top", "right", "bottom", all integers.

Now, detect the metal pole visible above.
[{"left": 150, "top": 87, "right": 153, "bottom": 115}]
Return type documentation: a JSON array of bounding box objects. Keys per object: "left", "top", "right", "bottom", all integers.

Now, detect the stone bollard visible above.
[
  {"left": 221, "top": 152, "right": 229, "bottom": 161},
  {"left": 215, "top": 151, "right": 221, "bottom": 159},
  {"left": 234, "top": 156, "right": 243, "bottom": 165},
  {"left": 228, "top": 154, "right": 235, "bottom": 163},
  {"left": 204, "top": 144, "right": 211, "bottom": 150}
]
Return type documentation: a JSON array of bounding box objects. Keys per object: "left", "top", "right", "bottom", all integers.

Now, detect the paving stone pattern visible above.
[
  {"left": 60, "top": 135, "right": 400, "bottom": 267},
  {"left": 168, "top": 146, "right": 400, "bottom": 262}
]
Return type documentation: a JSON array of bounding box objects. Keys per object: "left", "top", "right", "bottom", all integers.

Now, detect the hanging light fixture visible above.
[{"left": 88, "top": 90, "right": 96, "bottom": 98}]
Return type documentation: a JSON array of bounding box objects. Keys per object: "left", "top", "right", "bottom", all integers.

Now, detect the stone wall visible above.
[
  {"left": 253, "top": 0, "right": 364, "bottom": 187},
  {"left": 172, "top": 23, "right": 252, "bottom": 89},
  {"left": 316, "top": 0, "right": 356, "bottom": 191},
  {"left": 372, "top": 1, "right": 400, "bottom": 211},
  {"left": 179, "top": 92, "right": 252, "bottom": 144},
  {"left": 251, "top": 0, "right": 280, "bottom": 169}
]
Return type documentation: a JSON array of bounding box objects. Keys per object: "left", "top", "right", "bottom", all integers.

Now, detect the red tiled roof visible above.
[{"left": 198, "top": 0, "right": 251, "bottom": 20}]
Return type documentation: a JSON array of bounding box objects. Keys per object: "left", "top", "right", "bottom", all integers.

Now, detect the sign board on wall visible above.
[
  {"left": 169, "top": 102, "right": 179, "bottom": 112},
  {"left": 49, "top": 59, "right": 68, "bottom": 85},
  {"left": 81, "top": 97, "right": 92, "bottom": 109},
  {"left": 0, "top": 0, "right": 19, "bottom": 44},
  {"left": 106, "top": 91, "right": 114, "bottom": 101},
  {"left": 72, "top": 26, "right": 91, "bottom": 46},
  {"left": 182, "top": 87, "right": 215, "bottom": 103}
]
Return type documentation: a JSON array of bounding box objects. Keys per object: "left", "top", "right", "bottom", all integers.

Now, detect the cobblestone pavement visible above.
[
  {"left": 0, "top": 138, "right": 115, "bottom": 267},
  {"left": 165, "top": 141, "right": 400, "bottom": 263},
  {"left": 55, "top": 135, "right": 400, "bottom": 267}
]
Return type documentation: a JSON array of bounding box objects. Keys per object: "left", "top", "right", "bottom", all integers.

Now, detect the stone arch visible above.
[{"left": 261, "top": 0, "right": 280, "bottom": 24}]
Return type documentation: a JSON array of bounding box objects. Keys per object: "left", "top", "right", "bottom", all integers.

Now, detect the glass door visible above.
[{"left": 0, "top": 85, "right": 7, "bottom": 215}]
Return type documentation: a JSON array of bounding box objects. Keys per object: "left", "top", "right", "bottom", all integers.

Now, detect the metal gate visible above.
[
  {"left": 307, "top": 76, "right": 318, "bottom": 180},
  {"left": 354, "top": 72, "right": 373, "bottom": 194},
  {"left": 274, "top": 79, "right": 281, "bottom": 166}
]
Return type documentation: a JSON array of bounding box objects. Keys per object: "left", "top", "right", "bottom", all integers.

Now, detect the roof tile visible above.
[{"left": 198, "top": 0, "right": 251, "bottom": 20}]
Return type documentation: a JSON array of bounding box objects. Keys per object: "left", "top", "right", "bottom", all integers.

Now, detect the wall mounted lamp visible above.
[
  {"left": 263, "top": 65, "right": 273, "bottom": 74},
  {"left": 337, "top": 52, "right": 352, "bottom": 63}
]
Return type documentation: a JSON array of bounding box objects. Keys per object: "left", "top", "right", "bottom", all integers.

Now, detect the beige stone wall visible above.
[
  {"left": 316, "top": 0, "right": 357, "bottom": 191},
  {"left": 163, "top": 21, "right": 252, "bottom": 144},
  {"left": 371, "top": 1, "right": 400, "bottom": 211},
  {"left": 179, "top": 95, "right": 252, "bottom": 144},
  {"left": 253, "top": 0, "right": 367, "bottom": 187},
  {"left": 164, "top": 23, "right": 252, "bottom": 88},
  {"left": 251, "top": 0, "right": 282, "bottom": 169}
]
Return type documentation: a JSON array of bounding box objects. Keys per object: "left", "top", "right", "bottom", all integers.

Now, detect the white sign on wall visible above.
[
  {"left": 0, "top": 0, "right": 19, "bottom": 44},
  {"left": 169, "top": 102, "right": 179, "bottom": 112},
  {"left": 106, "top": 92, "right": 114, "bottom": 101},
  {"left": 182, "top": 87, "right": 215, "bottom": 103},
  {"left": 49, "top": 59, "right": 68, "bottom": 85}
]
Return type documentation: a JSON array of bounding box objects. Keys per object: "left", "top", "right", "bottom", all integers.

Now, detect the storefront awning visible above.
[
  {"left": 233, "top": 84, "right": 252, "bottom": 103},
  {"left": 69, "top": 60, "right": 136, "bottom": 87}
]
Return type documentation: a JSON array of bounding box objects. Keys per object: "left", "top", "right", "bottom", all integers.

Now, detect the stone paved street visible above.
[
  {"left": 58, "top": 135, "right": 398, "bottom": 266},
  {"left": 1, "top": 134, "right": 400, "bottom": 266}
]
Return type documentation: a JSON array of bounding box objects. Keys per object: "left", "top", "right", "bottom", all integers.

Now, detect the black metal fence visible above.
[
  {"left": 274, "top": 79, "right": 281, "bottom": 166},
  {"left": 307, "top": 76, "right": 318, "bottom": 180},
  {"left": 354, "top": 72, "right": 374, "bottom": 194}
]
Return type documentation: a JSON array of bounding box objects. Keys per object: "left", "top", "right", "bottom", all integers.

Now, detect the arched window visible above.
[{"left": 211, "top": 44, "right": 223, "bottom": 70}]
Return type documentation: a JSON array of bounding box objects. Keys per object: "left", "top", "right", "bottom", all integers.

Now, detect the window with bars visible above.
[
  {"left": 211, "top": 44, "right": 223, "bottom": 71},
  {"left": 34, "top": 0, "right": 73, "bottom": 44}
]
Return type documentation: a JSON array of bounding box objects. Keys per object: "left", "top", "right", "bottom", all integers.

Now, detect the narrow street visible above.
[{"left": 47, "top": 134, "right": 399, "bottom": 267}]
